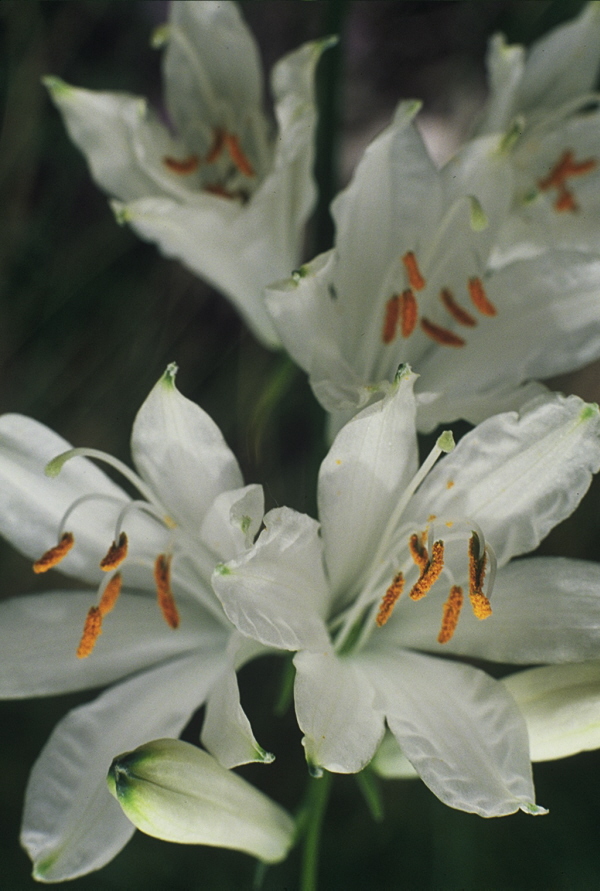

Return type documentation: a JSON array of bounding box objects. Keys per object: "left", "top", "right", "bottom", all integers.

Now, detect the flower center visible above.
[
  {"left": 537, "top": 148, "right": 598, "bottom": 213},
  {"left": 163, "top": 126, "right": 255, "bottom": 203},
  {"left": 381, "top": 250, "right": 497, "bottom": 349}
]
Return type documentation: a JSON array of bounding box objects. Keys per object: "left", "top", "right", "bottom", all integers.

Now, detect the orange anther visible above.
[
  {"left": 163, "top": 155, "right": 200, "bottom": 175},
  {"left": 76, "top": 606, "right": 103, "bottom": 659},
  {"left": 402, "top": 251, "right": 426, "bottom": 291},
  {"left": 376, "top": 572, "right": 404, "bottom": 627},
  {"left": 33, "top": 532, "right": 74, "bottom": 574},
  {"left": 399, "top": 289, "right": 418, "bottom": 338},
  {"left": 468, "top": 278, "right": 497, "bottom": 317},
  {"left": 224, "top": 132, "right": 255, "bottom": 177},
  {"left": 154, "top": 554, "right": 180, "bottom": 629},
  {"left": 440, "top": 288, "right": 476, "bottom": 327},
  {"left": 409, "top": 532, "right": 428, "bottom": 572},
  {"left": 468, "top": 533, "right": 492, "bottom": 620},
  {"left": 437, "top": 585, "right": 464, "bottom": 644},
  {"left": 382, "top": 295, "right": 400, "bottom": 344},
  {"left": 421, "top": 318, "right": 466, "bottom": 347},
  {"left": 409, "top": 540, "right": 444, "bottom": 601},
  {"left": 554, "top": 188, "right": 578, "bottom": 213},
  {"left": 98, "top": 573, "right": 122, "bottom": 617},
  {"left": 470, "top": 591, "right": 493, "bottom": 620},
  {"left": 538, "top": 149, "right": 597, "bottom": 215},
  {"left": 205, "top": 127, "right": 226, "bottom": 164},
  {"left": 99, "top": 532, "right": 128, "bottom": 572}
]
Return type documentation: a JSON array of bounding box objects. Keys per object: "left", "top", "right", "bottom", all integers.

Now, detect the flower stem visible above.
[{"left": 300, "top": 771, "right": 333, "bottom": 891}]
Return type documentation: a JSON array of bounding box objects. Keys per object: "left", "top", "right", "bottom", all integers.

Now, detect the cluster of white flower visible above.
[{"left": 2, "top": 1, "right": 600, "bottom": 884}]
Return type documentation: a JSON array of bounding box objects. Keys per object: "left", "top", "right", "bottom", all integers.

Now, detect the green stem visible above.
[{"left": 300, "top": 771, "right": 333, "bottom": 891}]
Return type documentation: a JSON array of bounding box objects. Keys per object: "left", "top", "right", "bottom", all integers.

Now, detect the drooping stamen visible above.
[
  {"left": 537, "top": 149, "right": 597, "bottom": 213},
  {"left": 437, "top": 585, "right": 464, "bottom": 644},
  {"left": 399, "top": 289, "right": 418, "bottom": 338},
  {"left": 382, "top": 295, "right": 400, "bottom": 344},
  {"left": 421, "top": 317, "right": 466, "bottom": 347},
  {"left": 98, "top": 573, "right": 122, "bottom": 616},
  {"left": 440, "top": 288, "right": 476, "bottom": 327},
  {"left": 76, "top": 606, "right": 102, "bottom": 659},
  {"left": 33, "top": 532, "right": 74, "bottom": 574},
  {"left": 376, "top": 572, "right": 404, "bottom": 627},
  {"left": 224, "top": 132, "right": 255, "bottom": 177},
  {"left": 468, "top": 533, "right": 492, "bottom": 620},
  {"left": 163, "top": 155, "right": 200, "bottom": 175},
  {"left": 402, "top": 251, "right": 426, "bottom": 291},
  {"left": 205, "top": 127, "right": 226, "bottom": 164},
  {"left": 468, "top": 278, "right": 497, "bottom": 317},
  {"left": 409, "top": 540, "right": 445, "bottom": 601},
  {"left": 99, "top": 532, "right": 128, "bottom": 571},
  {"left": 154, "top": 554, "right": 180, "bottom": 629}
]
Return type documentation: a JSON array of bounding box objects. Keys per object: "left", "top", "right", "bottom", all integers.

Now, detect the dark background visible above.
[{"left": 1, "top": 1, "right": 599, "bottom": 888}]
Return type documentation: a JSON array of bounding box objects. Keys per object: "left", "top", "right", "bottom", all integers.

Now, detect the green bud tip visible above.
[
  {"left": 41, "top": 75, "right": 71, "bottom": 97},
  {"left": 521, "top": 802, "right": 549, "bottom": 816},
  {"left": 45, "top": 451, "right": 71, "bottom": 478},
  {"left": 150, "top": 23, "right": 170, "bottom": 49},
  {"left": 161, "top": 362, "right": 178, "bottom": 390},
  {"left": 437, "top": 430, "right": 455, "bottom": 453},
  {"left": 257, "top": 747, "right": 276, "bottom": 764},
  {"left": 394, "top": 363, "right": 413, "bottom": 383},
  {"left": 215, "top": 562, "right": 231, "bottom": 576},
  {"left": 307, "top": 762, "right": 324, "bottom": 779},
  {"left": 291, "top": 266, "right": 308, "bottom": 282},
  {"left": 110, "top": 201, "right": 132, "bottom": 225},
  {"left": 580, "top": 403, "right": 599, "bottom": 422},
  {"left": 499, "top": 116, "right": 524, "bottom": 155},
  {"left": 469, "top": 197, "right": 488, "bottom": 232}
]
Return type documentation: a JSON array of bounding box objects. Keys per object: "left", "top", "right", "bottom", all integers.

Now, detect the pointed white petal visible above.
[
  {"left": 389, "top": 557, "right": 600, "bottom": 665},
  {"left": 22, "top": 649, "right": 228, "bottom": 882},
  {"left": 364, "top": 649, "right": 539, "bottom": 816},
  {"left": 199, "top": 483, "right": 264, "bottom": 562},
  {"left": 318, "top": 368, "right": 419, "bottom": 605},
  {"left": 409, "top": 393, "right": 600, "bottom": 566},
  {"left": 108, "top": 738, "right": 293, "bottom": 863},
  {"left": 213, "top": 507, "right": 330, "bottom": 651},
  {"left": 294, "top": 649, "right": 385, "bottom": 774},
  {"left": 504, "top": 660, "right": 600, "bottom": 761},
  {"left": 131, "top": 364, "right": 243, "bottom": 531},
  {"left": 0, "top": 589, "right": 226, "bottom": 698},
  {"left": 479, "top": 34, "right": 525, "bottom": 133}
]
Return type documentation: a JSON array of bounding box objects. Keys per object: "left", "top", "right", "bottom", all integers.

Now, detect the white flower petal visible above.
[
  {"left": 0, "top": 589, "right": 226, "bottom": 698},
  {"left": 22, "top": 650, "right": 228, "bottom": 882},
  {"left": 365, "top": 649, "right": 538, "bottom": 817},
  {"left": 371, "top": 731, "right": 419, "bottom": 780},
  {"left": 108, "top": 738, "right": 294, "bottom": 863},
  {"left": 504, "top": 660, "right": 600, "bottom": 761},
  {"left": 479, "top": 34, "right": 525, "bottom": 133},
  {"left": 212, "top": 506, "right": 330, "bottom": 652},
  {"left": 318, "top": 368, "right": 419, "bottom": 606},
  {"left": 294, "top": 649, "right": 385, "bottom": 774},
  {"left": 409, "top": 393, "right": 600, "bottom": 566},
  {"left": 131, "top": 364, "right": 243, "bottom": 531},
  {"left": 199, "top": 483, "right": 264, "bottom": 561}
]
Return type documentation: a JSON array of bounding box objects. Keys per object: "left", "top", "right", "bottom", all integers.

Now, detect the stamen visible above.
[
  {"left": 421, "top": 318, "right": 466, "bottom": 347},
  {"left": 399, "top": 289, "right": 418, "bottom": 338},
  {"left": 382, "top": 295, "right": 400, "bottom": 344},
  {"left": 163, "top": 155, "right": 200, "bottom": 175},
  {"left": 409, "top": 540, "right": 444, "bottom": 600},
  {"left": 537, "top": 150, "right": 597, "bottom": 214},
  {"left": 76, "top": 606, "right": 102, "bottom": 659},
  {"left": 98, "top": 573, "right": 122, "bottom": 616},
  {"left": 33, "top": 532, "right": 74, "bottom": 574},
  {"left": 437, "top": 585, "right": 464, "bottom": 644},
  {"left": 99, "top": 532, "right": 128, "bottom": 571},
  {"left": 205, "top": 127, "right": 225, "bottom": 164},
  {"left": 468, "top": 278, "right": 497, "bottom": 317},
  {"left": 409, "top": 532, "right": 428, "bottom": 571},
  {"left": 554, "top": 188, "right": 578, "bottom": 213},
  {"left": 468, "top": 533, "right": 492, "bottom": 620},
  {"left": 440, "top": 288, "right": 476, "bottom": 327},
  {"left": 376, "top": 572, "right": 404, "bottom": 627},
  {"left": 402, "top": 251, "right": 426, "bottom": 291},
  {"left": 224, "top": 132, "right": 255, "bottom": 177},
  {"left": 154, "top": 554, "right": 180, "bottom": 629}
]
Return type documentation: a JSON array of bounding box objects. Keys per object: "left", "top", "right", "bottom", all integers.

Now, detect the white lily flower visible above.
[
  {"left": 266, "top": 101, "right": 600, "bottom": 432},
  {"left": 44, "top": 1, "right": 331, "bottom": 347},
  {"left": 0, "top": 363, "right": 271, "bottom": 882},
  {"left": 107, "top": 737, "right": 294, "bottom": 863},
  {"left": 478, "top": 2, "right": 600, "bottom": 262},
  {"left": 213, "top": 368, "right": 600, "bottom": 817}
]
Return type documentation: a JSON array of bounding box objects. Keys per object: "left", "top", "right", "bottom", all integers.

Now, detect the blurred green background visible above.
[{"left": 1, "top": 1, "right": 599, "bottom": 888}]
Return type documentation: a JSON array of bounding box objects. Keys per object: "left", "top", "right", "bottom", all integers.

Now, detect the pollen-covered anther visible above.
[
  {"left": 376, "top": 572, "right": 404, "bottom": 627},
  {"left": 409, "top": 540, "right": 444, "bottom": 601},
  {"left": 163, "top": 155, "right": 200, "bottom": 175},
  {"left": 76, "top": 606, "right": 103, "bottom": 659},
  {"left": 33, "top": 532, "right": 74, "bottom": 574},
  {"left": 440, "top": 288, "right": 476, "bottom": 327},
  {"left": 402, "top": 251, "right": 426, "bottom": 291},
  {"left": 382, "top": 295, "right": 400, "bottom": 344},
  {"left": 224, "top": 132, "right": 255, "bottom": 178},
  {"left": 98, "top": 573, "right": 123, "bottom": 617},
  {"left": 437, "top": 585, "right": 464, "bottom": 644},
  {"left": 421, "top": 318, "right": 466, "bottom": 347},
  {"left": 99, "top": 531, "right": 128, "bottom": 571},
  {"left": 470, "top": 591, "right": 493, "bottom": 620},
  {"left": 400, "top": 289, "right": 418, "bottom": 338},
  {"left": 409, "top": 532, "right": 428, "bottom": 572},
  {"left": 154, "top": 554, "right": 180, "bottom": 629},
  {"left": 468, "top": 533, "right": 492, "bottom": 620},
  {"left": 468, "top": 278, "right": 497, "bottom": 317}
]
